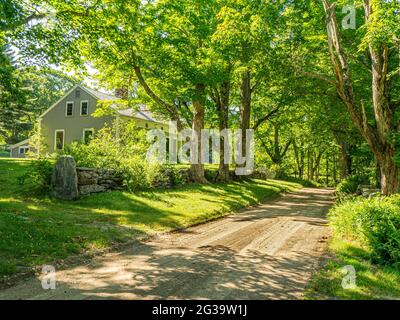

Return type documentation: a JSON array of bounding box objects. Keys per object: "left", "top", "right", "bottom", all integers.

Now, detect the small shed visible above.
[{"left": 9, "top": 138, "right": 31, "bottom": 158}]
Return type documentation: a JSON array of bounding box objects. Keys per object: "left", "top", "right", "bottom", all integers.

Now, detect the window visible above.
[
  {"left": 19, "top": 147, "right": 29, "bottom": 154},
  {"left": 83, "top": 129, "right": 94, "bottom": 144},
  {"left": 75, "top": 89, "right": 81, "bottom": 98},
  {"left": 80, "top": 101, "right": 89, "bottom": 116},
  {"left": 66, "top": 102, "right": 74, "bottom": 117},
  {"left": 55, "top": 130, "right": 65, "bottom": 151}
]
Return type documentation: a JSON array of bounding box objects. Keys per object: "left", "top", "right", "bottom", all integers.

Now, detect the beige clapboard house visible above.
[{"left": 9, "top": 84, "right": 168, "bottom": 157}]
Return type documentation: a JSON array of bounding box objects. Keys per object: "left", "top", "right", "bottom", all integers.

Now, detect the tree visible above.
[{"left": 321, "top": 0, "right": 400, "bottom": 194}]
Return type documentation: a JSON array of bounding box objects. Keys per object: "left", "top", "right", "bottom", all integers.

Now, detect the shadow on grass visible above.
[
  {"left": 305, "top": 239, "right": 400, "bottom": 300},
  {"left": 0, "top": 159, "right": 302, "bottom": 278}
]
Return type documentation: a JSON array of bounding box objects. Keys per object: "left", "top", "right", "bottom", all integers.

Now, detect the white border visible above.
[
  {"left": 54, "top": 129, "right": 65, "bottom": 151},
  {"left": 82, "top": 128, "right": 94, "bottom": 143},
  {"left": 19, "top": 146, "right": 29, "bottom": 154},
  {"left": 80, "top": 100, "right": 89, "bottom": 116},
  {"left": 65, "top": 101, "right": 74, "bottom": 117}
]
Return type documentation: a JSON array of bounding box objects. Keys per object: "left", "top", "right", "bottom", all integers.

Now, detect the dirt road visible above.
[{"left": 0, "top": 188, "right": 334, "bottom": 300}]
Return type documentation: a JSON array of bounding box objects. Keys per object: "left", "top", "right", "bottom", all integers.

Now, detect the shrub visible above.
[
  {"left": 162, "top": 165, "right": 187, "bottom": 186},
  {"left": 59, "top": 120, "right": 164, "bottom": 191},
  {"left": 336, "top": 175, "right": 368, "bottom": 195},
  {"left": 18, "top": 156, "right": 54, "bottom": 195},
  {"left": 329, "top": 196, "right": 400, "bottom": 268}
]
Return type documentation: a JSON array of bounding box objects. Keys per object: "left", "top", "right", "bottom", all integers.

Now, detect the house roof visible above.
[
  {"left": 9, "top": 138, "right": 31, "bottom": 149},
  {"left": 39, "top": 84, "right": 166, "bottom": 124},
  {"left": 39, "top": 84, "right": 117, "bottom": 119},
  {"left": 82, "top": 86, "right": 118, "bottom": 101},
  {"left": 115, "top": 107, "right": 164, "bottom": 124}
]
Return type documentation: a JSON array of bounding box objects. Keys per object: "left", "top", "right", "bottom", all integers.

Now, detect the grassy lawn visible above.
[
  {"left": 0, "top": 157, "right": 300, "bottom": 278},
  {"left": 0, "top": 150, "right": 9, "bottom": 158},
  {"left": 305, "top": 237, "right": 400, "bottom": 300}
]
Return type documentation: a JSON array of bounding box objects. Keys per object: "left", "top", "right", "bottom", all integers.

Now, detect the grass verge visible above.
[
  {"left": 305, "top": 235, "right": 400, "bottom": 300},
  {"left": 0, "top": 157, "right": 300, "bottom": 278}
]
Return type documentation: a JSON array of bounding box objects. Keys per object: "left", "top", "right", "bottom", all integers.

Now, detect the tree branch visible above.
[
  {"left": 133, "top": 65, "right": 183, "bottom": 130},
  {"left": 252, "top": 106, "right": 282, "bottom": 130}
]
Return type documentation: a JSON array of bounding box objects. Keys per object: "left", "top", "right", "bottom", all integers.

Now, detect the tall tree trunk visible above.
[
  {"left": 313, "top": 150, "right": 324, "bottom": 181},
  {"left": 258, "top": 123, "right": 292, "bottom": 178},
  {"left": 333, "top": 131, "right": 354, "bottom": 179},
  {"left": 338, "top": 141, "right": 353, "bottom": 179},
  {"left": 293, "top": 140, "right": 303, "bottom": 179},
  {"left": 326, "top": 157, "right": 330, "bottom": 185},
  {"left": 216, "top": 80, "right": 231, "bottom": 182},
  {"left": 307, "top": 149, "right": 311, "bottom": 180},
  {"left": 191, "top": 84, "right": 208, "bottom": 184},
  {"left": 376, "top": 160, "right": 381, "bottom": 189},
  {"left": 379, "top": 150, "right": 399, "bottom": 195},
  {"left": 322, "top": 0, "right": 400, "bottom": 194},
  {"left": 239, "top": 70, "right": 251, "bottom": 168},
  {"left": 333, "top": 154, "right": 338, "bottom": 183}
]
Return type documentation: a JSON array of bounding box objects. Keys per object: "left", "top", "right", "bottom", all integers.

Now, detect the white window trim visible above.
[
  {"left": 65, "top": 101, "right": 74, "bottom": 117},
  {"left": 80, "top": 100, "right": 89, "bottom": 116},
  {"left": 54, "top": 129, "right": 65, "bottom": 151},
  {"left": 19, "top": 146, "right": 29, "bottom": 154},
  {"left": 82, "top": 128, "right": 94, "bottom": 143}
]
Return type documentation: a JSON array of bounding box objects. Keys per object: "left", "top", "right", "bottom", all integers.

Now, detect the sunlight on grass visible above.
[
  {"left": 0, "top": 158, "right": 300, "bottom": 277},
  {"left": 305, "top": 237, "right": 400, "bottom": 300}
]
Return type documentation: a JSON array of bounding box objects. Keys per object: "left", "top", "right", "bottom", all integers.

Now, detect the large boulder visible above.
[{"left": 51, "top": 156, "right": 79, "bottom": 200}]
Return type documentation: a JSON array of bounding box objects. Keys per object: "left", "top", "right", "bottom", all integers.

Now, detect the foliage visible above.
[
  {"left": 336, "top": 175, "right": 369, "bottom": 196},
  {"left": 0, "top": 157, "right": 300, "bottom": 277},
  {"left": 329, "top": 196, "right": 400, "bottom": 268},
  {"left": 17, "top": 156, "right": 53, "bottom": 195},
  {"left": 60, "top": 119, "right": 161, "bottom": 191},
  {"left": 3, "top": 0, "right": 400, "bottom": 191},
  {"left": 305, "top": 237, "right": 400, "bottom": 300}
]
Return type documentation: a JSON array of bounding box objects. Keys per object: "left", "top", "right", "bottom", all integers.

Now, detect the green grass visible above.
[
  {"left": 305, "top": 236, "right": 400, "bottom": 300},
  {"left": 0, "top": 157, "right": 300, "bottom": 277},
  {"left": 0, "top": 150, "right": 9, "bottom": 158}
]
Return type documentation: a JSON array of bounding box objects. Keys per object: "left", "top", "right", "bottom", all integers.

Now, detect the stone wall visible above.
[
  {"left": 52, "top": 156, "right": 273, "bottom": 200},
  {"left": 77, "top": 168, "right": 124, "bottom": 196},
  {"left": 151, "top": 166, "right": 272, "bottom": 188},
  {"left": 51, "top": 156, "right": 124, "bottom": 200}
]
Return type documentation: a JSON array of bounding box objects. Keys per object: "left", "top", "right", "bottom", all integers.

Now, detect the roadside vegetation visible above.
[
  {"left": 0, "top": 157, "right": 300, "bottom": 278},
  {"left": 306, "top": 179, "right": 400, "bottom": 300},
  {"left": 2, "top": 0, "right": 400, "bottom": 301}
]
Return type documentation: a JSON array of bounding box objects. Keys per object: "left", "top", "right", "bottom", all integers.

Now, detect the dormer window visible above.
[
  {"left": 66, "top": 102, "right": 74, "bottom": 117},
  {"left": 80, "top": 101, "right": 89, "bottom": 116}
]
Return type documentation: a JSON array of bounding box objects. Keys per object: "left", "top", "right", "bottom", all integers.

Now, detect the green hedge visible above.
[
  {"left": 336, "top": 175, "right": 369, "bottom": 195},
  {"left": 329, "top": 195, "right": 400, "bottom": 268}
]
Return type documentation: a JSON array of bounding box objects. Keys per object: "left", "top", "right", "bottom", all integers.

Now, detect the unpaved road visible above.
[{"left": 0, "top": 188, "right": 334, "bottom": 300}]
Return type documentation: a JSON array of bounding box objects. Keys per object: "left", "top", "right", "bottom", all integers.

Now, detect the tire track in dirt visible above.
[{"left": 0, "top": 188, "right": 334, "bottom": 300}]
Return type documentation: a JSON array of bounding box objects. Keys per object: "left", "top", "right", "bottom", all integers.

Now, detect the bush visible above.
[
  {"left": 329, "top": 196, "right": 400, "bottom": 268},
  {"left": 60, "top": 120, "right": 164, "bottom": 191},
  {"left": 336, "top": 175, "right": 368, "bottom": 195},
  {"left": 18, "top": 156, "right": 54, "bottom": 195}
]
